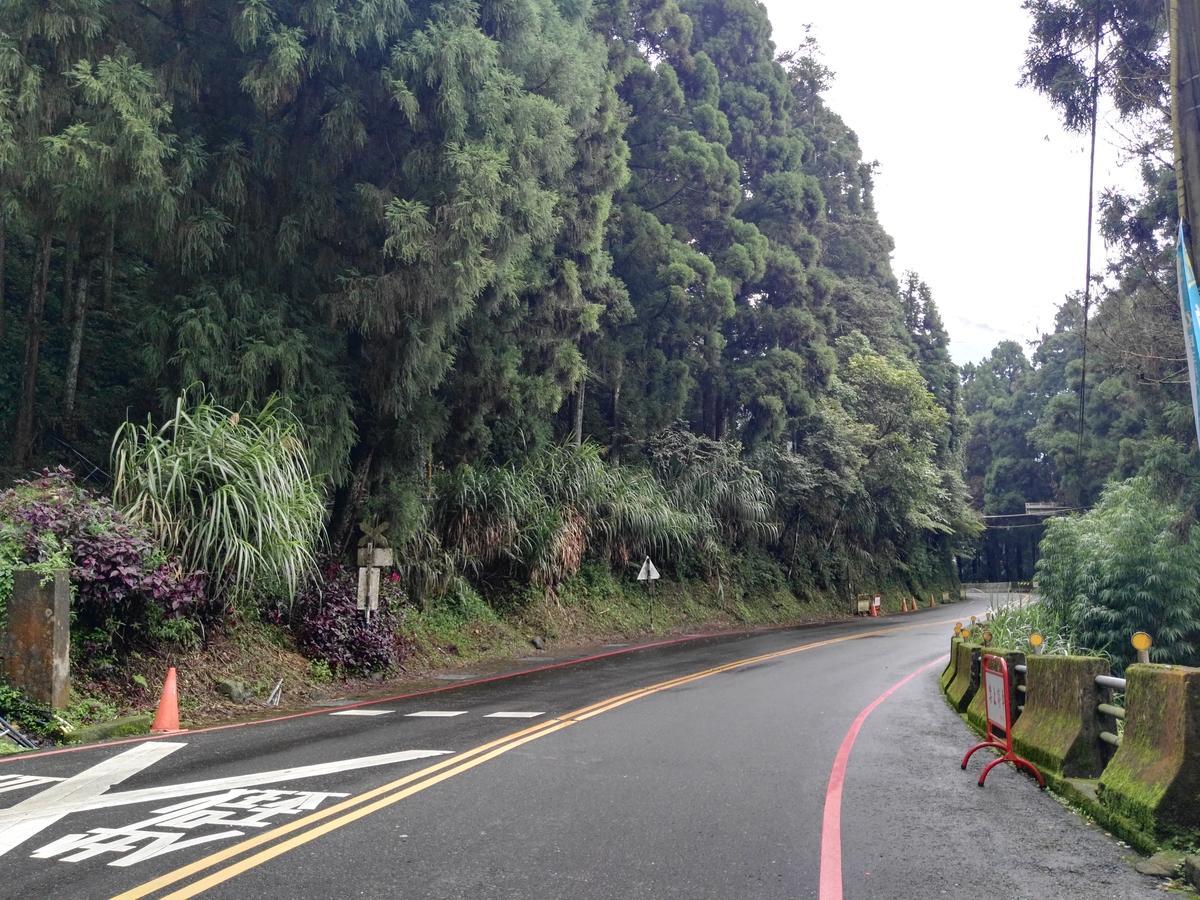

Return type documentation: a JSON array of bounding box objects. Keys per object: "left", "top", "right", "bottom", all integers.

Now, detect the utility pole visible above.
[
  {"left": 1170, "top": 0, "right": 1200, "bottom": 266},
  {"left": 1168, "top": 0, "right": 1200, "bottom": 447}
]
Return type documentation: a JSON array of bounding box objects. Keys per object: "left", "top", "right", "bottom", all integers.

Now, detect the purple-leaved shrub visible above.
[
  {"left": 278, "top": 561, "right": 406, "bottom": 676},
  {"left": 0, "top": 469, "right": 208, "bottom": 632}
]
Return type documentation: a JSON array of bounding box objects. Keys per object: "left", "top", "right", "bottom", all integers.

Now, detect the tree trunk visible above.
[
  {"left": 63, "top": 266, "right": 90, "bottom": 428},
  {"left": 11, "top": 231, "right": 52, "bottom": 466},
  {"left": 60, "top": 230, "right": 77, "bottom": 326},
  {"left": 0, "top": 227, "right": 6, "bottom": 343},
  {"left": 102, "top": 213, "right": 115, "bottom": 311},
  {"left": 571, "top": 377, "right": 585, "bottom": 446},
  {"left": 609, "top": 373, "right": 622, "bottom": 465},
  {"left": 329, "top": 443, "right": 376, "bottom": 557}
]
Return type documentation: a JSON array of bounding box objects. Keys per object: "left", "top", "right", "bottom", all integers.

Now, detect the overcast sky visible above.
[{"left": 761, "top": 0, "right": 1135, "bottom": 364}]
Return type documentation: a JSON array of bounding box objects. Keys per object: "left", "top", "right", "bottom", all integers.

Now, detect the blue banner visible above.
[{"left": 1177, "top": 220, "right": 1200, "bottom": 448}]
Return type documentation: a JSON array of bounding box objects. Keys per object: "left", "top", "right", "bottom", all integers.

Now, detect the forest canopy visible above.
[{"left": 0, "top": 0, "right": 975, "bottom": 610}]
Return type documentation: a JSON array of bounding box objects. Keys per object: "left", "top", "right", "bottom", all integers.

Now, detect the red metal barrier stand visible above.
[{"left": 960, "top": 654, "right": 1045, "bottom": 789}]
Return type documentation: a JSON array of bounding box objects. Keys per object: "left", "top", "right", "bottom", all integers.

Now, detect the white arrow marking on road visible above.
[
  {"left": 0, "top": 741, "right": 185, "bottom": 858},
  {"left": 0, "top": 746, "right": 450, "bottom": 856}
]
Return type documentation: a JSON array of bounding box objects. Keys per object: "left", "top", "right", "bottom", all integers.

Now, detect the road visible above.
[{"left": 0, "top": 598, "right": 1166, "bottom": 899}]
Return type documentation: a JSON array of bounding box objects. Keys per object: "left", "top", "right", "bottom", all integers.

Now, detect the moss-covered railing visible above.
[{"left": 940, "top": 633, "right": 1200, "bottom": 853}]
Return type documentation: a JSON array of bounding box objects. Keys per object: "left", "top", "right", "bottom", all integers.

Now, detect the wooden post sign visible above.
[{"left": 357, "top": 520, "right": 394, "bottom": 620}]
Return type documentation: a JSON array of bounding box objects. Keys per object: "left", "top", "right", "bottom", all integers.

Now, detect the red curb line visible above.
[{"left": 818, "top": 654, "right": 948, "bottom": 900}]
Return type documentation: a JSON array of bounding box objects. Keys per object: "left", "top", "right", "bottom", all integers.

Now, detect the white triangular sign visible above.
[{"left": 637, "top": 557, "right": 660, "bottom": 581}]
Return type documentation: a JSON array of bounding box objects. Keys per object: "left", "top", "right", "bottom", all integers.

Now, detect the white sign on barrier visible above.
[{"left": 984, "top": 664, "right": 1008, "bottom": 731}]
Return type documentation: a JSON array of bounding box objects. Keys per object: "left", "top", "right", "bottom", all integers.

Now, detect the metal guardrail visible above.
[
  {"left": 0, "top": 714, "right": 36, "bottom": 750},
  {"left": 1095, "top": 674, "right": 1127, "bottom": 748},
  {"left": 1014, "top": 664, "right": 1028, "bottom": 713}
]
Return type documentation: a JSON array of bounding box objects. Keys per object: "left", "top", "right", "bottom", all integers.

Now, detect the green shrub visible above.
[
  {"left": 0, "top": 681, "right": 56, "bottom": 738},
  {"left": 1036, "top": 477, "right": 1200, "bottom": 668},
  {"left": 112, "top": 392, "right": 326, "bottom": 606}
]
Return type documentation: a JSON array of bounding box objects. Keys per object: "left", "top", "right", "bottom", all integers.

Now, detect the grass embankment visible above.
[{"left": 4, "top": 562, "right": 954, "bottom": 748}]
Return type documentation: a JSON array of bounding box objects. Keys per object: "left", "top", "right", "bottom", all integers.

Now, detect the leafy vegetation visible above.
[
  {"left": 0, "top": 469, "right": 205, "bottom": 637},
  {"left": 0, "top": 1, "right": 978, "bottom": 692},
  {"left": 965, "top": 1, "right": 1200, "bottom": 664},
  {"left": 112, "top": 393, "right": 324, "bottom": 606},
  {"left": 1037, "top": 478, "right": 1200, "bottom": 668},
  {"left": 280, "top": 562, "right": 407, "bottom": 677}
]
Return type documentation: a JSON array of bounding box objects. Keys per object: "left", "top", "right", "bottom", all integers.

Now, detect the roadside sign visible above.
[
  {"left": 872, "top": 595, "right": 881, "bottom": 608},
  {"left": 983, "top": 661, "right": 1007, "bottom": 731},
  {"left": 1131, "top": 631, "right": 1152, "bottom": 664},
  {"left": 356, "top": 567, "right": 380, "bottom": 613},
  {"left": 356, "top": 546, "right": 394, "bottom": 568},
  {"left": 637, "top": 558, "right": 660, "bottom": 581},
  {"left": 961, "top": 654, "right": 1045, "bottom": 789}
]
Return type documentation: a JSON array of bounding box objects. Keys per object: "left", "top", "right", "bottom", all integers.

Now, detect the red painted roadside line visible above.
[
  {"left": 1, "top": 613, "right": 920, "bottom": 764},
  {"left": 818, "top": 654, "right": 948, "bottom": 900}
]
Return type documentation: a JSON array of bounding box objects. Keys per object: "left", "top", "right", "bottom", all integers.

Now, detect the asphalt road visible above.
[{"left": 0, "top": 598, "right": 1167, "bottom": 899}]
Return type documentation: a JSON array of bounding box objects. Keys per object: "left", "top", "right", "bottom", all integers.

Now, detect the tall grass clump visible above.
[
  {"left": 112, "top": 393, "right": 325, "bottom": 605},
  {"left": 427, "top": 441, "right": 703, "bottom": 594},
  {"left": 647, "top": 428, "right": 777, "bottom": 550},
  {"left": 391, "top": 433, "right": 779, "bottom": 608},
  {"left": 1036, "top": 477, "right": 1200, "bottom": 668},
  {"left": 982, "top": 599, "right": 1092, "bottom": 656}
]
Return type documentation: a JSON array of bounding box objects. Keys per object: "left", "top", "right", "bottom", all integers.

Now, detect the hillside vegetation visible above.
[{"left": 0, "top": 0, "right": 977, "bottom": 723}]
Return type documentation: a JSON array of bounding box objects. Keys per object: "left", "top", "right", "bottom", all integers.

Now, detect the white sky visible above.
[{"left": 761, "top": 0, "right": 1137, "bottom": 363}]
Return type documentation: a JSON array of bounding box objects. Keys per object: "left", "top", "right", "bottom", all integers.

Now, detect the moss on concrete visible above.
[
  {"left": 945, "top": 641, "right": 981, "bottom": 712},
  {"left": 1010, "top": 654, "right": 1109, "bottom": 779},
  {"left": 1044, "top": 774, "right": 1161, "bottom": 855},
  {"left": 939, "top": 637, "right": 960, "bottom": 693},
  {"left": 1099, "top": 664, "right": 1200, "bottom": 839}
]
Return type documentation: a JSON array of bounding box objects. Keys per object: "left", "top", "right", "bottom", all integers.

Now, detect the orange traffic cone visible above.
[{"left": 150, "top": 666, "right": 185, "bottom": 734}]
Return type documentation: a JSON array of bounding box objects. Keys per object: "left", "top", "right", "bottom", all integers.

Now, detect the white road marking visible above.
[
  {"left": 0, "top": 746, "right": 451, "bottom": 852},
  {"left": 329, "top": 710, "right": 394, "bottom": 717},
  {"left": 483, "top": 712, "right": 545, "bottom": 718},
  {"left": 0, "top": 741, "right": 185, "bottom": 857},
  {"left": 32, "top": 788, "right": 349, "bottom": 867},
  {"left": 0, "top": 775, "right": 65, "bottom": 795},
  {"left": 405, "top": 711, "right": 468, "bottom": 717}
]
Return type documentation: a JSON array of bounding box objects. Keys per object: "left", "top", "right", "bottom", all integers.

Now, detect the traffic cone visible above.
[{"left": 150, "top": 666, "right": 185, "bottom": 734}]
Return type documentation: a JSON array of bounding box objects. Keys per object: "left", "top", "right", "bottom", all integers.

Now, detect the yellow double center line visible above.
[{"left": 115, "top": 615, "right": 959, "bottom": 899}]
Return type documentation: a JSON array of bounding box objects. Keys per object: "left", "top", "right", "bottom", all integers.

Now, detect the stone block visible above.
[
  {"left": 1010, "top": 654, "right": 1109, "bottom": 778},
  {"left": 0, "top": 569, "right": 70, "bottom": 709},
  {"left": 1099, "top": 664, "right": 1200, "bottom": 838},
  {"left": 945, "top": 641, "right": 980, "bottom": 712}
]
